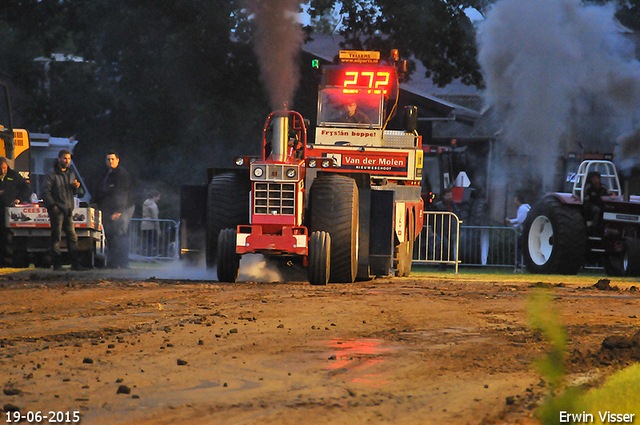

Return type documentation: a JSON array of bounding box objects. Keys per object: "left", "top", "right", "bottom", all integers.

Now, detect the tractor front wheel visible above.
[
  {"left": 216, "top": 228, "right": 240, "bottom": 282},
  {"left": 308, "top": 231, "right": 330, "bottom": 286}
]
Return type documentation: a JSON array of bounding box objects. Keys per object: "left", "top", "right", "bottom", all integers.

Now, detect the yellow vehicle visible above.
[{"left": 0, "top": 83, "right": 30, "bottom": 177}]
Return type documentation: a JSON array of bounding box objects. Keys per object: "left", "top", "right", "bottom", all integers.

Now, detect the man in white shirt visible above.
[{"left": 506, "top": 192, "right": 531, "bottom": 232}]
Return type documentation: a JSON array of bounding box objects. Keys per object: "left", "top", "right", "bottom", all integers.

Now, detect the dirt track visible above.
[{"left": 1, "top": 263, "right": 639, "bottom": 425}]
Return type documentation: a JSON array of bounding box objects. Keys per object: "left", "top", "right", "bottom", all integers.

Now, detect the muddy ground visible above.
[{"left": 1, "top": 262, "right": 639, "bottom": 425}]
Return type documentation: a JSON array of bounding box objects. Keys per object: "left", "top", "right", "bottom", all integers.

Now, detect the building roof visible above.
[{"left": 431, "top": 96, "right": 501, "bottom": 142}]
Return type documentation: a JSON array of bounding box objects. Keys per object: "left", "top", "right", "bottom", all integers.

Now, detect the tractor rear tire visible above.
[
  {"left": 625, "top": 238, "right": 640, "bottom": 276},
  {"left": 522, "top": 196, "right": 587, "bottom": 274},
  {"left": 308, "top": 231, "right": 330, "bottom": 286},
  {"left": 206, "top": 173, "right": 250, "bottom": 269},
  {"left": 217, "top": 228, "right": 240, "bottom": 282},
  {"left": 309, "top": 174, "right": 359, "bottom": 283}
]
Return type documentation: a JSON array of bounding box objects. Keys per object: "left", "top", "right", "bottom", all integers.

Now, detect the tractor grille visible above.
[{"left": 254, "top": 183, "right": 296, "bottom": 215}]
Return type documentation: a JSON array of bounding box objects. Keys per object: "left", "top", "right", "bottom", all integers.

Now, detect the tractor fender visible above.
[
  {"left": 206, "top": 167, "right": 250, "bottom": 185},
  {"left": 544, "top": 192, "right": 582, "bottom": 206}
]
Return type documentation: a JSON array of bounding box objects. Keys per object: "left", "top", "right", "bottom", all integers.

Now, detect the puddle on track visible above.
[{"left": 321, "top": 338, "right": 397, "bottom": 387}]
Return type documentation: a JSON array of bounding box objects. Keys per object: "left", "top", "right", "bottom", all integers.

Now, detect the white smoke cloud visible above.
[
  {"left": 238, "top": 254, "right": 283, "bottom": 282},
  {"left": 478, "top": 0, "right": 640, "bottom": 189},
  {"left": 129, "top": 255, "right": 283, "bottom": 282}
]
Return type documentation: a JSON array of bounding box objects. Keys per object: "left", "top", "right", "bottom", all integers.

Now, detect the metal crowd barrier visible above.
[
  {"left": 456, "top": 226, "right": 518, "bottom": 268},
  {"left": 128, "top": 218, "right": 180, "bottom": 261},
  {"left": 413, "top": 212, "right": 462, "bottom": 275},
  {"left": 413, "top": 218, "right": 519, "bottom": 271}
]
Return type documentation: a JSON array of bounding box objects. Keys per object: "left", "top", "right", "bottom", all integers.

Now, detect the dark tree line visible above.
[
  {"left": 1, "top": 0, "right": 638, "bottom": 217},
  {"left": 1, "top": 0, "right": 270, "bottom": 217}
]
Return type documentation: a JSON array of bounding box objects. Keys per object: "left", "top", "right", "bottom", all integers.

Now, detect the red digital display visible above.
[{"left": 324, "top": 67, "right": 395, "bottom": 95}]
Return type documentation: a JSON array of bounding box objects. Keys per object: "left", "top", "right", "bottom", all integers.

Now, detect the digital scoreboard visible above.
[{"left": 323, "top": 66, "right": 395, "bottom": 95}]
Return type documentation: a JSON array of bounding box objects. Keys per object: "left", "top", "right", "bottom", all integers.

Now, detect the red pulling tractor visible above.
[{"left": 181, "top": 50, "right": 424, "bottom": 284}]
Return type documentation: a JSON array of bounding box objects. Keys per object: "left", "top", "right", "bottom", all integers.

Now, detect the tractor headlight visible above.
[
  {"left": 308, "top": 159, "right": 317, "bottom": 168},
  {"left": 253, "top": 166, "right": 264, "bottom": 177},
  {"left": 235, "top": 157, "right": 245, "bottom": 166},
  {"left": 286, "top": 168, "right": 296, "bottom": 179},
  {"left": 321, "top": 159, "right": 331, "bottom": 168}
]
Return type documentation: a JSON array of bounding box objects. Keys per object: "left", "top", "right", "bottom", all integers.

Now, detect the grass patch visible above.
[
  {"left": 409, "top": 265, "right": 640, "bottom": 287},
  {"left": 577, "top": 364, "right": 640, "bottom": 423}
]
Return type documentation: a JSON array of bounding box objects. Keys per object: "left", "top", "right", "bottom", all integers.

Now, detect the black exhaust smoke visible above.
[
  {"left": 478, "top": 0, "right": 640, "bottom": 192},
  {"left": 244, "top": 0, "right": 303, "bottom": 111},
  {"left": 615, "top": 126, "right": 640, "bottom": 180}
]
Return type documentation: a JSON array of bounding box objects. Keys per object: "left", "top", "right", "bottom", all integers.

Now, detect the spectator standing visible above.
[
  {"left": 435, "top": 187, "right": 460, "bottom": 271},
  {"left": 42, "top": 150, "right": 83, "bottom": 270},
  {"left": 505, "top": 191, "right": 531, "bottom": 269},
  {"left": 435, "top": 187, "right": 460, "bottom": 215},
  {"left": 141, "top": 190, "right": 161, "bottom": 256},
  {"left": 93, "top": 151, "right": 134, "bottom": 269},
  {"left": 0, "top": 157, "right": 30, "bottom": 266}
]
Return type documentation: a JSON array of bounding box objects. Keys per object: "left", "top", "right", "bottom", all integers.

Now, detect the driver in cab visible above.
[{"left": 340, "top": 101, "right": 371, "bottom": 124}]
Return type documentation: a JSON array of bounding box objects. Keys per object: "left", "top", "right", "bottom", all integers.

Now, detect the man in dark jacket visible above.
[
  {"left": 92, "top": 151, "right": 134, "bottom": 269},
  {"left": 0, "top": 157, "right": 30, "bottom": 266},
  {"left": 42, "top": 150, "right": 82, "bottom": 270}
]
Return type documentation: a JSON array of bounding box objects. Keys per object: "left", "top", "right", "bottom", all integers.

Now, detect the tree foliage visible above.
[
  {"left": 306, "top": 0, "right": 640, "bottom": 87},
  {"left": 602, "top": 0, "right": 640, "bottom": 32},
  {"left": 306, "top": 0, "right": 489, "bottom": 87}
]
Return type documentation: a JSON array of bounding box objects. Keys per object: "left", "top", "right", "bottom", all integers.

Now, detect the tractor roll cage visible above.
[{"left": 572, "top": 160, "right": 621, "bottom": 201}]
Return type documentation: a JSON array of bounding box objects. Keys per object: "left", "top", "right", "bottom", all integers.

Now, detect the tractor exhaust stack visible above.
[{"left": 271, "top": 110, "right": 289, "bottom": 163}]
